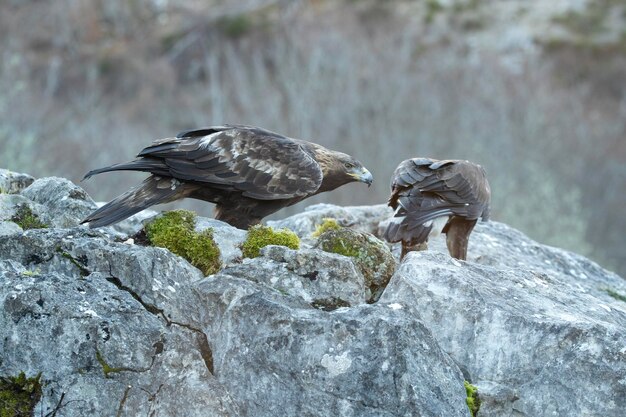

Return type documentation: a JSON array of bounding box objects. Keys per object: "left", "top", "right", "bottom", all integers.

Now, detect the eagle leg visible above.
[
  {"left": 443, "top": 217, "right": 477, "bottom": 260},
  {"left": 400, "top": 241, "right": 429, "bottom": 260}
]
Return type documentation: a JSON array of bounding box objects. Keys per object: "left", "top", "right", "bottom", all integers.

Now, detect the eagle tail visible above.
[
  {"left": 82, "top": 158, "right": 168, "bottom": 181},
  {"left": 384, "top": 216, "right": 433, "bottom": 245},
  {"left": 81, "top": 175, "right": 185, "bottom": 228}
]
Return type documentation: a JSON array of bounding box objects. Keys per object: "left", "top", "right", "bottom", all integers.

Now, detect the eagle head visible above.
[
  {"left": 315, "top": 150, "right": 373, "bottom": 193},
  {"left": 341, "top": 156, "right": 373, "bottom": 186}
]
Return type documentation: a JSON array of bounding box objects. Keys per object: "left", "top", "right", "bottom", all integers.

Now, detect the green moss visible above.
[
  {"left": 311, "top": 218, "right": 342, "bottom": 238},
  {"left": 11, "top": 205, "right": 47, "bottom": 230},
  {"left": 0, "top": 372, "right": 42, "bottom": 417},
  {"left": 95, "top": 350, "right": 127, "bottom": 378},
  {"left": 464, "top": 380, "right": 480, "bottom": 417},
  {"left": 144, "top": 210, "right": 222, "bottom": 275},
  {"left": 317, "top": 230, "right": 361, "bottom": 258},
  {"left": 315, "top": 228, "right": 396, "bottom": 302},
  {"left": 606, "top": 288, "right": 626, "bottom": 303},
  {"left": 241, "top": 225, "right": 300, "bottom": 258},
  {"left": 58, "top": 250, "right": 90, "bottom": 277}
]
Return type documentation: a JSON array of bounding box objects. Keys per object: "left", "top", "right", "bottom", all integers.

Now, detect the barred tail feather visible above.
[
  {"left": 81, "top": 175, "right": 186, "bottom": 228},
  {"left": 384, "top": 216, "right": 433, "bottom": 245}
]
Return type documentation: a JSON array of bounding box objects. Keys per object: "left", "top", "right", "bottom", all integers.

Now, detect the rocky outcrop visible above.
[{"left": 1, "top": 170, "right": 625, "bottom": 417}]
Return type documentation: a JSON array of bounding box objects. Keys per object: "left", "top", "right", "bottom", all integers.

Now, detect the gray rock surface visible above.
[
  {"left": 380, "top": 250, "right": 626, "bottom": 417},
  {"left": 315, "top": 227, "right": 396, "bottom": 302},
  {"left": 0, "top": 259, "right": 239, "bottom": 417},
  {"left": 226, "top": 245, "right": 369, "bottom": 308},
  {"left": 196, "top": 216, "right": 247, "bottom": 265},
  {"left": 268, "top": 203, "right": 393, "bottom": 242},
  {"left": 21, "top": 177, "right": 97, "bottom": 228},
  {"left": 192, "top": 275, "right": 469, "bottom": 417},
  {"left": 1, "top": 170, "right": 625, "bottom": 417},
  {"left": 0, "top": 168, "right": 34, "bottom": 194},
  {"left": 0, "top": 194, "right": 49, "bottom": 225}
]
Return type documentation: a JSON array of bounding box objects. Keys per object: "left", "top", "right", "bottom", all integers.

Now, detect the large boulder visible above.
[
  {"left": 380, "top": 245, "right": 626, "bottom": 417},
  {"left": 0, "top": 259, "right": 239, "bottom": 417},
  {"left": 1, "top": 171, "right": 624, "bottom": 417},
  {"left": 192, "top": 275, "right": 470, "bottom": 417}
]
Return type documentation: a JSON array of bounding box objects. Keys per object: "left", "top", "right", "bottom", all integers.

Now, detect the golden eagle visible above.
[
  {"left": 383, "top": 158, "right": 490, "bottom": 260},
  {"left": 81, "top": 125, "right": 373, "bottom": 229}
]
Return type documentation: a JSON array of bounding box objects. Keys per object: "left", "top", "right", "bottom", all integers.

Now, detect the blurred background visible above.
[{"left": 1, "top": 0, "right": 624, "bottom": 276}]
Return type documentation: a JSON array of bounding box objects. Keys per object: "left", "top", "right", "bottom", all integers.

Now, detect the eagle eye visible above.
[{"left": 344, "top": 162, "right": 354, "bottom": 169}]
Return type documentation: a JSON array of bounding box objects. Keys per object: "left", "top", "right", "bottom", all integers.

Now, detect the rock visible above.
[
  {"left": 195, "top": 216, "right": 247, "bottom": 265},
  {"left": 0, "top": 228, "right": 204, "bottom": 320},
  {"left": 191, "top": 275, "right": 470, "bottom": 417},
  {"left": 1, "top": 172, "right": 625, "bottom": 416},
  {"left": 418, "top": 220, "right": 626, "bottom": 304},
  {"left": 0, "top": 194, "right": 49, "bottom": 226},
  {"left": 103, "top": 207, "right": 159, "bottom": 237},
  {"left": 0, "top": 221, "right": 22, "bottom": 236},
  {"left": 380, "top": 250, "right": 626, "bottom": 417},
  {"left": 0, "top": 260, "right": 239, "bottom": 417},
  {"left": 0, "top": 169, "right": 34, "bottom": 194},
  {"left": 21, "top": 177, "right": 97, "bottom": 228},
  {"left": 314, "top": 228, "right": 396, "bottom": 302},
  {"left": 268, "top": 203, "right": 393, "bottom": 241},
  {"left": 224, "top": 245, "right": 369, "bottom": 308}
]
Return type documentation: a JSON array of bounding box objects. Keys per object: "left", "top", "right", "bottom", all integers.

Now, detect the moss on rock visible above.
[
  {"left": 11, "top": 204, "right": 47, "bottom": 230},
  {"left": 95, "top": 350, "right": 127, "bottom": 378},
  {"left": 464, "top": 380, "right": 480, "bottom": 417},
  {"left": 241, "top": 225, "right": 300, "bottom": 258},
  {"left": 144, "top": 210, "right": 221, "bottom": 275},
  {"left": 606, "top": 288, "right": 626, "bottom": 303},
  {"left": 0, "top": 372, "right": 42, "bottom": 417},
  {"left": 311, "top": 218, "right": 342, "bottom": 238},
  {"left": 315, "top": 228, "right": 395, "bottom": 302}
]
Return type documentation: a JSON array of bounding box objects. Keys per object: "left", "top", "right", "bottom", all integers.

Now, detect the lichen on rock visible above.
[{"left": 314, "top": 228, "right": 395, "bottom": 302}]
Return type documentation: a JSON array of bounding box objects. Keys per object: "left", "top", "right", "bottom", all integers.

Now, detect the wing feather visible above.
[
  {"left": 385, "top": 158, "right": 491, "bottom": 244},
  {"left": 136, "top": 127, "right": 323, "bottom": 200}
]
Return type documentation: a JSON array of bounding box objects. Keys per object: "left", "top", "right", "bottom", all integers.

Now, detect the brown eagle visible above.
[
  {"left": 383, "top": 158, "right": 490, "bottom": 260},
  {"left": 81, "top": 125, "right": 373, "bottom": 229}
]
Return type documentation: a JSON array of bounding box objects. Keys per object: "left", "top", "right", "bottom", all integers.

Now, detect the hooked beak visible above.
[{"left": 352, "top": 167, "right": 373, "bottom": 187}]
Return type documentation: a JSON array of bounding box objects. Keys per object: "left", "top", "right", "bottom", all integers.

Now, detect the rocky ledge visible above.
[{"left": 1, "top": 169, "right": 625, "bottom": 417}]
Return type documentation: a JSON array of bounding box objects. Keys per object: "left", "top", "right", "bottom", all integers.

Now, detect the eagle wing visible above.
[
  {"left": 136, "top": 125, "right": 323, "bottom": 200},
  {"left": 385, "top": 158, "right": 490, "bottom": 243}
]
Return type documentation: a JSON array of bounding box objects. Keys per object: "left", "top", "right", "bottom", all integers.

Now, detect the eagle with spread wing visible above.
[
  {"left": 383, "top": 158, "right": 490, "bottom": 260},
  {"left": 81, "top": 125, "right": 373, "bottom": 229}
]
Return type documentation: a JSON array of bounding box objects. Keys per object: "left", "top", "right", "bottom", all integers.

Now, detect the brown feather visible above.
[
  {"left": 81, "top": 124, "right": 372, "bottom": 229},
  {"left": 384, "top": 158, "right": 490, "bottom": 260}
]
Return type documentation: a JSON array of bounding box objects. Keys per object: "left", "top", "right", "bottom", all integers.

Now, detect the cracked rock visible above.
[{"left": 1, "top": 171, "right": 624, "bottom": 417}]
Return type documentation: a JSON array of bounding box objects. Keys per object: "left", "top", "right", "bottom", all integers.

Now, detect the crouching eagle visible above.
[
  {"left": 81, "top": 125, "right": 373, "bottom": 229},
  {"left": 383, "top": 158, "right": 490, "bottom": 260}
]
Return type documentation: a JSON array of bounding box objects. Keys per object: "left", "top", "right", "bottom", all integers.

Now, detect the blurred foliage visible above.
[{"left": 0, "top": 0, "right": 624, "bottom": 276}]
